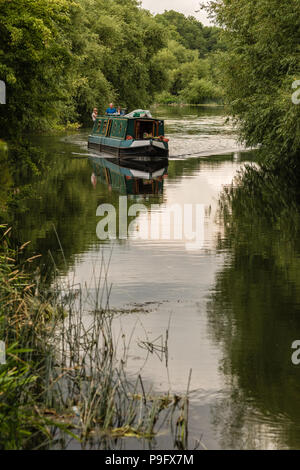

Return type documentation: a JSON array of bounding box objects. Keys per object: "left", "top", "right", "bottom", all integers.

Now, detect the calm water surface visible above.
[{"left": 7, "top": 106, "right": 300, "bottom": 449}]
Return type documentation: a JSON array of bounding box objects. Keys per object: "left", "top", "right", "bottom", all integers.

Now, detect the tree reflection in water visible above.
[{"left": 207, "top": 163, "right": 300, "bottom": 449}]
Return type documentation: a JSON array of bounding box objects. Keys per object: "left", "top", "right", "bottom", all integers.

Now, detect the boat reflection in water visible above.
[{"left": 89, "top": 154, "right": 168, "bottom": 195}]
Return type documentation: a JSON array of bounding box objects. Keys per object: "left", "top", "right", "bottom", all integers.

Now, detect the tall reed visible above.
[{"left": 0, "top": 226, "right": 191, "bottom": 450}]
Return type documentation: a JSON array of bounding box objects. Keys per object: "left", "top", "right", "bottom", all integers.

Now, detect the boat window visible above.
[{"left": 135, "top": 120, "right": 158, "bottom": 139}]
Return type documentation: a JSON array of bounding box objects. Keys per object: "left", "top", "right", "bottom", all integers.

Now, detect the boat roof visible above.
[{"left": 97, "top": 115, "right": 162, "bottom": 121}]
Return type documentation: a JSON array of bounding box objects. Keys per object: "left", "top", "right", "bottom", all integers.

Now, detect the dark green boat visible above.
[{"left": 88, "top": 112, "right": 169, "bottom": 158}]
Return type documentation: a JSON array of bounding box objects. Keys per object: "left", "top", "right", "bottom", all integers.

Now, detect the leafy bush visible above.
[
  {"left": 180, "top": 78, "right": 222, "bottom": 104},
  {"left": 154, "top": 91, "right": 180, "bottom": 105}
]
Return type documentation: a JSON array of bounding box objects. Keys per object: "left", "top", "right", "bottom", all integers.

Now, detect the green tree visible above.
[
  {"left": 179, "top": 77, "right": 222, "bottom": 104},
  {"left": 207, "top": 0, "right": 300, "bottom": 158},
  {"left": 0, "top": 0, "right": 77, "bottom": 137},
  {"left": 0, "top": 1, "right": 225, "bottom": 136},
  {"left": 153, "top": 39, "right": 222, "bottom": 103},
  {"left": 155, "top": 10, "right": 221, "bottom": 56},
  {"left": 0, "top": 0, "right": 169, "bottom": 131}
]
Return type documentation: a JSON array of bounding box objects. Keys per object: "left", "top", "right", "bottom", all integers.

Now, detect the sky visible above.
[{"left": 140, "top": 0, "right": 213, "bottom": 26}]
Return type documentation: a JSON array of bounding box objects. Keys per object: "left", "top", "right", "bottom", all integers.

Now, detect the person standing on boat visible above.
[
  {"left": 106, "top": 103, "right": 117, "bottom": 114},
  {"left": 92, "top": 107, "right": 98, "bottom": 121}
]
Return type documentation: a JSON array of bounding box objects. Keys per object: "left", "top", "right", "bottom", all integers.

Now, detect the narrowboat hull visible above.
[{"left": 88, "top": 135, "right": 169, "bottom": 157}]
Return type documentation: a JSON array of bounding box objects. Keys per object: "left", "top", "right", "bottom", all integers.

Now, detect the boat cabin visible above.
[
  {"left": 88, "top": 115, "right": 169, "bottom": 158},
  {"left": 92, "top": 116, "right": 165, "bottom": 140}
]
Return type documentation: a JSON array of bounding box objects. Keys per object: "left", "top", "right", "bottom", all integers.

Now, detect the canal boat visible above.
[
  {"left": 89, "top": 155, "right": 168, "bottom": 195},
  {"left": 88, "top": 111, "right": 169, "bottom": 158}
]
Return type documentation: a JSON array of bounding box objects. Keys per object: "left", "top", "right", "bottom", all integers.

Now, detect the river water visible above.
[{"left": 6, "top": 105, "right": 300, "bottom": 449}]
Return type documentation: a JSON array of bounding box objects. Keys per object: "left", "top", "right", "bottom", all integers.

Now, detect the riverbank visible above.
[{"left": 0, "top": 226, "right": 190, "bottom": 450}]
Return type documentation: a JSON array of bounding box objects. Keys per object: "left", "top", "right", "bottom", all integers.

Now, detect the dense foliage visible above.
[
  {"left": 206, "top": 0, "right": 300, "bottom": 159},
  {"left": 153, "top": 10, "right": 224, "bottom": 105},
  {"left": 0, "top": 0, "right": 76, "bottom": 136},
  {"left": 155, "top": 10, "right": 223, "bottom": 55},
  {"left": 0, "top": 0, "right": 223, "bottom": 137}
]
